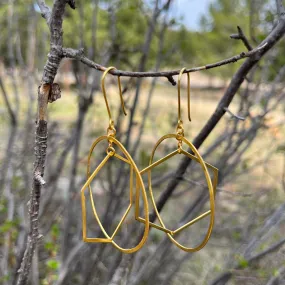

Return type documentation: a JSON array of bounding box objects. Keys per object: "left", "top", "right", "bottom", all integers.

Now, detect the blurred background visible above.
[{"left": 0, "top": 0, "right": 285, "bottom": 284}]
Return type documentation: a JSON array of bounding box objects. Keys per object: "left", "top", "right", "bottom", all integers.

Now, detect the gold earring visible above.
[
  {"left": 136, "top": 68, "right": 218, "bottom": 252},
  {"left": 80, "top": 67, "right": 149, "bottom": 253}
]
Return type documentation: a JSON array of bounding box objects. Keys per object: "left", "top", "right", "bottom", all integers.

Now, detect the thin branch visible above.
[
  {"left": 148, "top": 14, "right": 285, "bottom": 224},
  {"left": 16, "top": 0, "right": 67, "bottom": 284},
  {"left": 224, "top": 107, "right": 245, "bottom": 121},
  {"left": 276, "top": 0, "right": 285, "bottom": 18},
  {"left": 230, "top": 26, "right": 253, "bottom": 51},
  {"left": 210, "top": 237, "right": 285, "bottom": 285},
  {"left": 36, "top": 0, "right": 52, "bottom": 25},
  {"left": 0, "top": 76, "right": 16, "bottom": 125},
  {"left": 266, "top": 265, "right": 285, "bottom": 285},
  {"left": 61, "top": 43, "right": 268, "bottom": 85},
  {"left": 67, "top": 0, "right": 76, "bottom": 9},
  {"left": 249, "top": 237, "right": 285, "bottom": 263}
]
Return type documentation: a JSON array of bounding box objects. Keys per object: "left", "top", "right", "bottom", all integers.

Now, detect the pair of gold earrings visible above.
[{"left": 80, "top": 67, "right": 218, "bottom": 253}]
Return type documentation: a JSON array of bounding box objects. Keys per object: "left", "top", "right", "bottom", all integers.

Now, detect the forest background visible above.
[{"left": 0, "top": 0, "right": 285, "bottom": 284}]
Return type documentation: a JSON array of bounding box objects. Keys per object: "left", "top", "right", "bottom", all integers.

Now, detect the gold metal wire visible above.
[
  {"left": 135, "top": 68, "right": 218, "bottom": 252},
  {"left": 81, "top": 65, "right": 218, "bottom": 253},
  {"left": 136, "top": 135, "right": 217, "bottom": 252},
  {"left": 81, "top": 136, "right": 149, "bottom": 253},
  {"left": 101, "top": 66, "right": 127, "bottom": 123},
  {"left": 177, "top": 67, "right": 191, "bottom": 122},
  {"left": 81, "top": 67, "right": 149, "bottom": 253}
]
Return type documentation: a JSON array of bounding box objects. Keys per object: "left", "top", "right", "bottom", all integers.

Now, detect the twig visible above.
[
  {"left": 0, "top": 76, "right": 18, "bottom": 196},
  {"left": 67, "top": 0, "right": 76, "bottom": 9},
  {"left": 210, "top": 237, "right": 285, "bottom": 285},
  {"left": 16, "top": 1, "right": 68, "bottom": 284},
  {"left": 147, "top": 14, "right": 285, "bottom": 224},
  {"left": 0, "top": 76, "right": 16, "bottom": 126},
  {"left": 231, "top": 26, "right": 253, "bottom": 51},
  {"left": 55, "top": 243, "right": 85, "bottom": 285},
  {"left": 36, "top": 0, "right": 52, "bottom": 25},
  {"left": 210, "top": 203, "right": 285, "bottom": 285},
  {"left": 62, "top": 43, "right": 268, "bottom": 85},
  {"left": 266, "top": 265, "right": 285, "bottom": 285},
  {"left": 224, "top": 107, "right": 245, "bottom": 121},
  {"left": 282, "top": 155, "right": 285, "bottom": 192},
  {"left": 276, "top": 0, "right": 285, "bottom": 18},
  {"left": 249, "top": 237, "right": 285, "bottom": 263}
]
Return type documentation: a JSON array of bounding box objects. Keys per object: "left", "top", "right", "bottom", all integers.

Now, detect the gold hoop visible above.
[
  {"left": 81, "top": 135, "right": 149, "bottom": 253},
  {"left": 136, "top": 134, "right": 217, "bottom": 252},
  {"left": 80, "top": 66, "right": 149, "bottom": 253},
  {"left": 135, "top": 67, "right": 218, "bottom": 252}
]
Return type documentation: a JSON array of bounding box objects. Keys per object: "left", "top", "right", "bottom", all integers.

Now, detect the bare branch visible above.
[
  {"left": 276, "top": 0, "right": 285, "bottom": 18},
  {"left": 266, "top": 265, "right": 285, "bottom": 285},
  {"left": 36, "top": 0, "right": 52, "bottom": 25},
  {"left": 230, "top": 26, "right": 253, "bottom": 51},
  {"left": 16, "top": 0, "right": 68, "bottom": 284},
  {"left": 67, "top": 0, "right": 76, "bottom": 9},
  {"left": 224, "top": 107, "right": 245, "bottom": 121},
  {"left": 0, "top": 76, "right": 16, "bottom": 126},
  {"left": 249, "top": 237, "right": 285, "bottom": 263},
  {"left": 210, "top": 237, "right": 285, "bottom": 285},
  {"left": 62, "top": 43, "right": 268, "bottom": 84},
  {"left": 148, "top": 14, "right": 285, "bottom": 223}
]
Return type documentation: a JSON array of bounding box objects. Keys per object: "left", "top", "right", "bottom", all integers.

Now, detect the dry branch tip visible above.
[
  {"left": 224, "top": 107, "right": 245, "bottom": 121},
  {"left": 167, "top": 75, "right": 176, "bottom": 86}
]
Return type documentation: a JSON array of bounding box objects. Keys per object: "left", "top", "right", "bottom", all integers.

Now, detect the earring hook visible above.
[
  {"left": 177, "top": 67, "right": 191, "bottom": 122},
  {"left": 101, "top": 66, "right": 127, "bottom": 125}
]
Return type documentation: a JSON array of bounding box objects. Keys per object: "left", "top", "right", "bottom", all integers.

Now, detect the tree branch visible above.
[
  {"left": 0, "top": 76, "right": 16, "bottom": 126},
  {"left": 16, "top": 1, "right": 68, "bottom": 284},
  {"left": 148, "top": 14, "right": 285, "bottom": 223},
  {"left": 266, "top": 265, "right": 285, "bottom": 285},
  {"left": 230, "top": 26, "right": 253, "bottom": 51},
  {"left": 210, "top": 237, "right": 285, "bottom": 285},
  {"left": 224, "top": 107, "right": 245, "bottom": 121},
  {"left": 276, "top": 0, "right": 285, "bottom": 18},
  {"left": 36, "top": 0, "right": 52, "bottom": 25},
  {"left": 62, "top": 43, "right": 268, "bottom": 85}
]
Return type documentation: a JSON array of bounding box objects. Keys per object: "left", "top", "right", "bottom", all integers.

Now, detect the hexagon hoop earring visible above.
[
  {"left": 80, "top": 67, "right": 149, "bottom": 254},
  {"left": 136, "top": 68, "right": 218, "bottom": 252}
]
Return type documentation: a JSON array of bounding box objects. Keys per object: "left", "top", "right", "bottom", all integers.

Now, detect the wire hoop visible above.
[
  {"left": 81, "top": 135, "right": 149, "bottom": 253},
  {"left": 137, "top": 134, "right": 218, "bottom": 252}
]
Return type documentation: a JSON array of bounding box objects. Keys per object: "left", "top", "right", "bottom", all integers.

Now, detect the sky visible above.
[
  {"left": 34, "top": 0, "right": 214, "bottom": 31},
  {"left": 170, "top": 0, "right": 214, "bottom": 30}
]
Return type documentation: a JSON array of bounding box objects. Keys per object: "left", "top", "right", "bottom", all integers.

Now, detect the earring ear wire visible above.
[
  {"left": 101, "top": 67, "right": 127, "bottom": 125},
  {"left": 80, "top": 67, "right": 149, "bottom": 253},
  {"left": 177, "top": 67, "right": 191, "bottom": 123},
  {"left": 135, "top": 67, "right": 218, "bottom": 252}
]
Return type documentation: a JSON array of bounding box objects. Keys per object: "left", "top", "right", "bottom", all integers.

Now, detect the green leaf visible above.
[
  {"left": 273, "top": 269, "right": 279, "bottom": 277},
  {"left": 0, "top": 220, "right": 18, "bottom": 233},
  {"left": 0, "top": 274, "right": 10, "bottom": 282},
  {"left": 238, "top": 257, "right": 249, "bottom": 269},
  {"left": 46, "top": 259, "right": 60, "bottom": 270},
  {"left": 51, "top": 224, "right": 60, "bottom": 238},
  {"left": 44, "top": 242, "right": 54, "bottom": 251}
]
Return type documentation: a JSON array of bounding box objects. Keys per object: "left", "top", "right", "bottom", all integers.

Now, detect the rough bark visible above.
[{"left": 16, "top": 1, "right": 68, "bottom": 284}]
